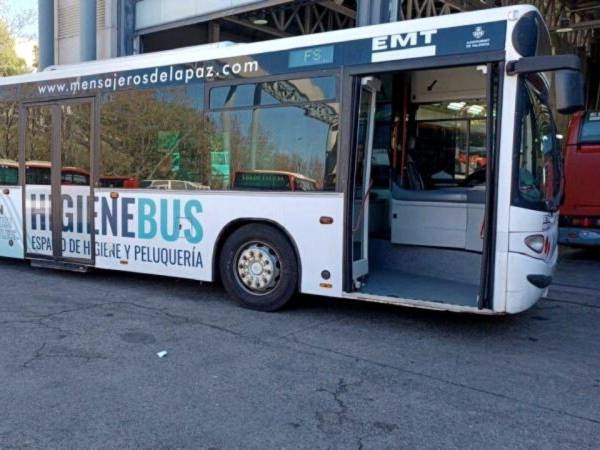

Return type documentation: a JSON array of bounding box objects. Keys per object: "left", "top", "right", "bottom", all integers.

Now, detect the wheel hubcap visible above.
[{"left": 236, "top": 242, "right": 280, "bottom": 294}]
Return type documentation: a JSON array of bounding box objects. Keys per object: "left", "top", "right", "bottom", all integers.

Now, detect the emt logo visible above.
[
  {"left": 472, "top": 26, "right": 485, "bottom": 39},
  {"left": 371, "top": 29, "right": 437, "bottom": 63}
]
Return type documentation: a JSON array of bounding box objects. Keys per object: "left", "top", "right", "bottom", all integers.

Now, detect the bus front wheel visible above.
[{"left": 219, "top": 224, "right": 298, "bottom": 312}]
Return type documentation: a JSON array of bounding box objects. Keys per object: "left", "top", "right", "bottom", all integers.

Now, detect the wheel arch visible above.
[{"left": 212, "top": 218, "right": 302, "bottom": 287}]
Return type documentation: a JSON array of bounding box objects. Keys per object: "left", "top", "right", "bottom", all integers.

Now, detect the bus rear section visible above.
[{"left": 560, "top": 111, "right": 600, "bottom": 247}]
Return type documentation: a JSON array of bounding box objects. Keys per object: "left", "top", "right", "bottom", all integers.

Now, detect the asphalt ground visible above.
[{"left": 0, "top": 247, "right": 599, "bottom": 449}]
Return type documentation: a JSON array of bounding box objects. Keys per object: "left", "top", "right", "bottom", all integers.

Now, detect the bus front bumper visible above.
[{"left": 559, "top": 227, "right": 600, "bottom": 247}]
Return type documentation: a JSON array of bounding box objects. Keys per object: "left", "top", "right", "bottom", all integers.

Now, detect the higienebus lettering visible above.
[{"left": 28, "top": 194, "right": 203, "bottom": 244}]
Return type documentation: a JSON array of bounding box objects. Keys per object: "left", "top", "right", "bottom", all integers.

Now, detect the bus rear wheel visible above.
[{"left": 219, "top": 224, "right": 298, "bottom": 312}]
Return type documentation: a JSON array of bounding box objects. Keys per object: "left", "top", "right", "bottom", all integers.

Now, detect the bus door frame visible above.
[
  {"left": 340, "top": 53, "right": 505, "bottom": 305},
  {"left": 20, "top": 96, "right": 98, "bottom": 266},
  {"left": 478, "top": 62, "right": 503, "bottom": 310},
  {"left": 349, "top": 76, "right": 381, "bottom": 286}
]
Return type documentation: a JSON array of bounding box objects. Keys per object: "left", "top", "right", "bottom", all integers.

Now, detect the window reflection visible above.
[
  {"left": 0, "top": 102, "right": 19, "bottom": 185},
  {"left": 515, "top": 79, "right": 559, "bottom": 210},
  {"left": 210, "top": 77, "right": 337, "bottom": 109},
  {"left": 0, "top": 160, "right": 18, "bottom": 186},
  {"left": 99, "top": 78, "right": 338, "bottom": 192},
  {"left": 25, "top": 106, "right": 53, "bottom": 185},
  {"left": 61, "top": 102, "right": 91, "bottom": 186},
  {"left": 208, "top": 103, "right": 338, "bottom": 191},
  {"left": 100, "top": 83, "right": 210, "bottom": 190},
  {"left": 209, "top": 76, "right": 338, "bottom": 191}
]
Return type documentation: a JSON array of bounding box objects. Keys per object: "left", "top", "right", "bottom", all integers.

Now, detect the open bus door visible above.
[{"left": 351, "top": 76, "right": 381, "bottom": 287}]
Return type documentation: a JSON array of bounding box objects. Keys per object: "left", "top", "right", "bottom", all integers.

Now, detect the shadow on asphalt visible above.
[
  {"left": 0, "top": 256, "right": 531, "bottom": 340},
  {"left": 559, "top": 245, "right": 600, "bottom": 260}
]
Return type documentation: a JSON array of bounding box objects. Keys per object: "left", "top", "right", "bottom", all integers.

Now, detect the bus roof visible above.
[
  {"left": 0, "top": 159, "right": 18, "bottom": 167},
  {"left": 24, "top": 161, "right": 89, "bottom": 175},
  {"left": 0, "top": 5, "right": 541, "bottom": 88}
]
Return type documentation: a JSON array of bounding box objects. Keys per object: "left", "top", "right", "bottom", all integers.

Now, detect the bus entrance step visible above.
[{"left": 30, "top": 259, "right": 90, "bottom": 273}]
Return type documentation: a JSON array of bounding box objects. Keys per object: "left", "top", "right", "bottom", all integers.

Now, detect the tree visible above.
[
  {"left": 0, "top": 0, "right": 36, "bottom": 40},
  {"left": 0, "top": 0, "right": 36, "bottom": 77},
  {"left": 32, "top": 44, "right": 39, "bottom": 70},
  {"left": 0, "top": 21, "right": 28, "bottom": 77}
]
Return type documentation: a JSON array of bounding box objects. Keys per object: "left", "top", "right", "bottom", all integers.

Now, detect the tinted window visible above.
[
  {"left": 0, "top": 102, "right": 19, "bottom": 184},
  {"left": 0, "top": 164, "right": 18, "bottom": 185},
  {"left": 210, "top": 83, "right": 257, "bottom": 109},
  {"left": 208, "top": 76, "right": 338, "bottom": 191},
  {"left": 100, "top": 83, "right": 210, "bottom": 190},
  {"left": 415, "top": 101, "right": 487, "bottom": 120},
  {"left": 60, "top": 102, "right": 91, "bottom": 186},
  {"left": 210, "top": 77, "right": 337, "bottom": 109},
  {"left": 413, "top": 100, "right": 487, "bottom": 188},
  {"left": 514, "top": 77, "right": 560, "bottom": 211},
  {"left": 100, "top": 77, "right": 338, "bottom": 192},
  {"left": 259, "top": 77, "right": 337, "bottom": 105},
  {"left": 26, "top": 167, "right": 51, "bottom": 185},
  {"left": 208, "top": 103, "right": 338, "bottom": 191},
  {"left": 71, "top": 173, "right": 89, "bottom": 185},
  {"left": 580, "top": 112, "right": 600, "bottom": 144},
  {"left": 0, "top": 96, "right": 19, "bottom": 186},
  {"left": 98, "top": 178, "right": 125, "bottom": 188},
  {"left": 25, "top": 105, "right": 53, "bottom": 185}
]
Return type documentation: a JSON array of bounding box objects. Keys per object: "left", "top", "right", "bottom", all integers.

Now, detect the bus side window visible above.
[
  {"left": 0, "top": 101, "right": 19, "bottom": 186},
  {"left": 207, "top": 76, "right": 339, "bottom": 192},
  {"left": 100, "top": 83, "right": 210, "bottom": 191}
]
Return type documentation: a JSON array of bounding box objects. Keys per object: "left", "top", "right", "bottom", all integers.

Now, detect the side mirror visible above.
[
  {"left": 506, "top": 55, "right": 585, "bottom": 115},
  {"left": 555, "top": 70, "right": 585, "bottom": 115}
]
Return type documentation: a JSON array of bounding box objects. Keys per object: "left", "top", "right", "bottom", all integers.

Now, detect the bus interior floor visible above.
[
  {"left": 361, "top": 239, "right": 482, "bottom": 307},
  {"left": 359, "top": 268, "right": 480, "bottom": 306}
]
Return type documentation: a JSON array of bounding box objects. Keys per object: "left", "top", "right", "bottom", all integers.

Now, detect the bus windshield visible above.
[{"left": 514, "top": 75, "right": 562, "bottom": 212}]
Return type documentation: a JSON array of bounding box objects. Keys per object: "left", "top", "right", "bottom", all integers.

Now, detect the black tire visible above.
[{"left": 219, "top": 224, "right": 298, "bottom": 312}]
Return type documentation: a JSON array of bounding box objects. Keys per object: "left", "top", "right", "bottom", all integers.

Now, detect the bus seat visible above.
[
  {"left": 390, "top": 184, "right": 485, "bottom": 251},
  {"left": 466, "top": 188, "right": 486, "bottom": 204},
  {"left": 391, "top": 184, "right": 468, "bottom": 203}
]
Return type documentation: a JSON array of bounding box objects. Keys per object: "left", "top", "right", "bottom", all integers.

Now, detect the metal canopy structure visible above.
[
  {"left": 389, "top": 0, "right": 599, "bottom": 107},
  {"left": 346, "top": 1, "right": 599, "bottom": 55},
  {"left": 225, "top": 0, "right": 357, "bottom": 38},
  {"left": 133, "top": 0, "right": 599, "bottom": 107},
  {"left": 220, "top": 1, "right": 598, "bottom": 54}
]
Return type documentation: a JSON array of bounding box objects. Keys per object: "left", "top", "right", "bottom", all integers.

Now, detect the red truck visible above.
[{"left": 559, "top": 111, "right": 600, "bottom": 247}]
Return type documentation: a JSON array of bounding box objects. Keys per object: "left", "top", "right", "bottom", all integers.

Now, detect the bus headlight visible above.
[{"left": 525, "top": 235, "right": 545, "bottom": 254}]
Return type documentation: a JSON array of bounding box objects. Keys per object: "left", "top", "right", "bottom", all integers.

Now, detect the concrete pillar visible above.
[
  {"left": 118, "top": 0, "right": 136, "bottom": 56},
  {"left": 80, "top": 0, "right": 97, "bottom": 61},
  {"left": 38, "top": 0, "right": 55, "bottom": 70},
  {"left": 358, "top": 0, "right": 400, "bottom": 26},
  {"left": 208, "top": 21, "right": 220, "bottom": 43}
]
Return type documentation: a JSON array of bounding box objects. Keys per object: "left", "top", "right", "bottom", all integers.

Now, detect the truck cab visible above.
[{"left": 560, "top": 111, "right": 600, "bottom": 247}]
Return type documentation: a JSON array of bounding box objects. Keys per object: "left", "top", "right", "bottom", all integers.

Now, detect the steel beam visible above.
[
  {"left": 38, "top": 0, "right": 54, "bottom": 69},
  {"left": 222, "top": 16, "right": 292, "bottom": 38},
  {"left": 80, "top": 0, "right": 97, "bottom": 62},
  {"left": 316, "top": 0, "right": 357, "bottom": 19}
]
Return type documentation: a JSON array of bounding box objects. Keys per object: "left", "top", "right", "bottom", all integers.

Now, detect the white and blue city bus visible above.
[{"left": 0, "top": 5, "right": 583, "bottom": 314}]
